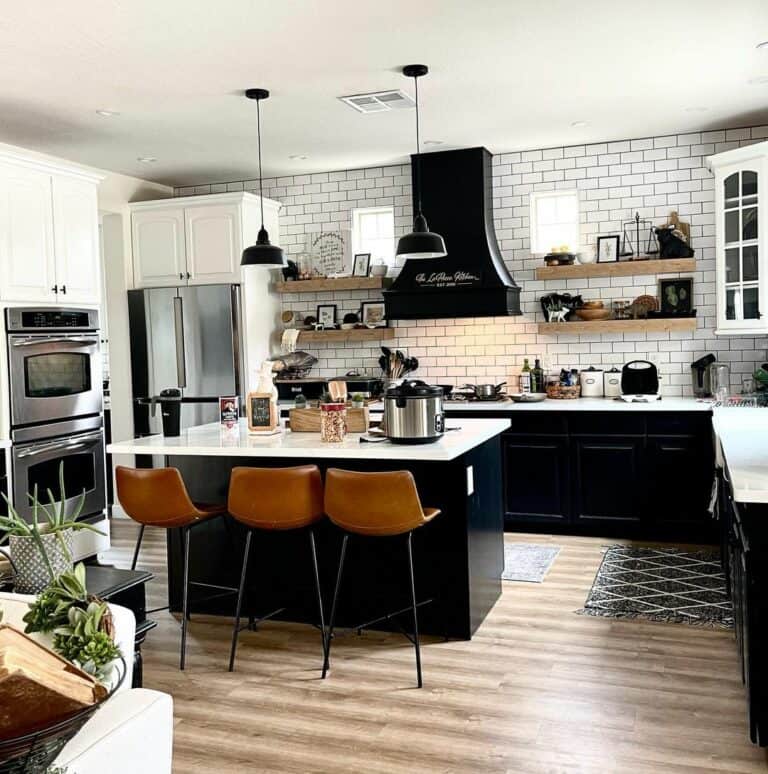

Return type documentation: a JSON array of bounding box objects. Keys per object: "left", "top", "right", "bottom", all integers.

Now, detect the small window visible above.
[
  {"left": 351, "top": 206, "right": 395, "bottom": 265},
  {"left": 529, "top": 190, "right": 580, "bottom": 255}
]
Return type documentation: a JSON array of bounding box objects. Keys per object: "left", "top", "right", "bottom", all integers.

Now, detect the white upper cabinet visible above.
[
  {"left": 132, "top": 208, "right": 187, "bottom": 287},
  {"left": 708, "top": 142, "right": 768, "bottom": 335},
  {"left": 130, "top": 193, "right": 280, "bottom": 289},
  {"left": 184, "top": 204, "right": 242, "bottom": 285},
  {"left": 0, "top": 163, "right": 57, "bottom": 302},
  {"left": 0, "top": 156, "right": 102, "bottom": 305},
  {"left": 51, "top": 175, "right": 101, "bottom": 304}
]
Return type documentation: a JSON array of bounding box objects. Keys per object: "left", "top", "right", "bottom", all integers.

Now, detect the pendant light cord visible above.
[
  {"left": 413, "top": 74, "right": 422, "bottom": 218},
  {"left": 257, "top": 96, "right": 265, "bottom": 229}
]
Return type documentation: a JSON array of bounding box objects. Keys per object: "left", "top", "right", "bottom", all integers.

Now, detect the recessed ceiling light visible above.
[
  {"left": 748, "top": 76, "right": 768, "bottom": 85},
  {"left": 571, "top": 121, "right": 588, "bottom": 128},
  {"left": 95, "top": 109, "right": 119, "bottom": 117},
  {"left": 423, "top": 140, "right": 444, "bottom": 146},
  {"left": 756, "top": 41, "right": 768, "bottom": 50},
  {"left": 288, "top": 154, "right": 308, "bottom": 160},
  {"left": 137, "top": 156, "right": 157, "bottom": 163}
]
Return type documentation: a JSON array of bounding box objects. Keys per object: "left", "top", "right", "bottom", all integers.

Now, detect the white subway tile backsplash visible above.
[{"left": 176, "top": 127, "right": 767, "bottom": 395}]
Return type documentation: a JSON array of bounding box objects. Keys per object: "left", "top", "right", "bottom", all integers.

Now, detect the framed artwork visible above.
[
  {"left": 597, "top": 235, "right": 620, "bottom": 263},
  {"left": 352, "top": 253, "right": 371, "bottom": 277},
  {"left": 659, "top": 278, "right": 694, "bottom": 315},
  {"left": 360, "top": 301, "right": 386, "bottom": 327},
  {"left": 316, "top": 304, "right": 337, "bottom": 328}
]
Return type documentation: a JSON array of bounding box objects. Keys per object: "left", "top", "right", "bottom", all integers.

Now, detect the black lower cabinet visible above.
[
  {"left": 720, "top": 478, "right": 768, "bottom": 746},
  {"left": 503, "top": 436, "right": 570, "bottom": 524},
  {"left": 501, "top": 410, "right": 715, "bottom": 540},
  {"left": 572, "top": 437, "right": 644, "bottom": 524}
]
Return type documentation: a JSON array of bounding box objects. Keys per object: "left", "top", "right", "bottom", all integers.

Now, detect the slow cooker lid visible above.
[{"left": 386, "top": 379, "right": 444, "bottom": 398}]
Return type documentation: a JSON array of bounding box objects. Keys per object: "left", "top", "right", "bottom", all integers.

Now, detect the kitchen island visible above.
[{"left": 108, "top": 417, "right": 509, "bottom": 639}]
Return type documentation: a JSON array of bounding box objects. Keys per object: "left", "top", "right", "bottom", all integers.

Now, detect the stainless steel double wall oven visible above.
[{"left": 6, "top": 308, "right": 106, "bottom": 523}]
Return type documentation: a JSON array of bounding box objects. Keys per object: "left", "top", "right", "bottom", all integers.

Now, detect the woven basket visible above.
[
  {"left": 546, "top": 384, "right": 581, "bottom": 400},
  {"left": 0, "top": 657, "right": 126, "bottom": 774}
]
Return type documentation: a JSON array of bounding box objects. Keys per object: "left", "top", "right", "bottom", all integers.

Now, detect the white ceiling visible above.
[{"left": 1, "top": 0, "right": 768, "bottom": 186}]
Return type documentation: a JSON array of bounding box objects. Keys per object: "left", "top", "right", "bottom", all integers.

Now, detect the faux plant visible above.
[
  {"left": 0, "top": 461, "right": 104, "bottom": 580},
  {"left": 24, "top": 563, "right": 120, "bottom": 681}
]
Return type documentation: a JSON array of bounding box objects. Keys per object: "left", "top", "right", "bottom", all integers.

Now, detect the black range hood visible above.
[{"left": 384, "top": 146, "right": 521, "bottom": 320}]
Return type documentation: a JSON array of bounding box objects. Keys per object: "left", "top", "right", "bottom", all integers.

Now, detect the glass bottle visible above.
[{"left": 520, "top": 359, "right": 532, "bottom": 393}]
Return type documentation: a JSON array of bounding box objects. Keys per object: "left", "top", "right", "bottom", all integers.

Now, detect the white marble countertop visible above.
[
  {"left": 363, "top": 397, "right": 712, "bottom": 413},
  {"left": 713, "top": 408, "right": 768, "bottom": 503},
  {"left": 107, "top": 417, "right": 510, "bottom": 462}
]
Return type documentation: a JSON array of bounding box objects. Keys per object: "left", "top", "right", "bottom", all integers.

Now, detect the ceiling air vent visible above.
[{"left": 338, "top": 90, "right": 415, "bottom": 114}]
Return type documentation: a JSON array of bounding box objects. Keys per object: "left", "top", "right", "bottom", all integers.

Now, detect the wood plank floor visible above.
[{"left": 103, "top": 518, "right": 768, "bottom": 773}]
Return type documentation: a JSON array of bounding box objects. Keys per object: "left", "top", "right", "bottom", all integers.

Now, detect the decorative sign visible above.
[
  {"left": 219, "top": 396, "right": 239, "bottom": 429},
  {"left": 412, "top": 270, "right": 482, "bottom": 288},
  {"left": 247, "top": 391, "right": 278, "bottom": 433},
  {"left": 308, "top": 230, "right": 348, "bottom": 276}
]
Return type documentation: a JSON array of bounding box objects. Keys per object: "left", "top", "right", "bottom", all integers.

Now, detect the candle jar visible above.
[{"left": 320, "top": 403, "right": 347, "bottom": 443}]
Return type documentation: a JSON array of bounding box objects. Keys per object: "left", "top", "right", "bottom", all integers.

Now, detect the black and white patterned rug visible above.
[{"left": 578, "top": 545, "right": 733, "bottom": 629}]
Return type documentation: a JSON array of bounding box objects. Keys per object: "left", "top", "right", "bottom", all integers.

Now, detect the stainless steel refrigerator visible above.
[{"left": 128, "top": 284, "right": 244, "bottom": 436}]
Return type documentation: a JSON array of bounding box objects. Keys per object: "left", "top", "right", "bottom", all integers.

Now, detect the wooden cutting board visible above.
[{"left": 288, "top": 407, "right": 369, "bottom": 433}]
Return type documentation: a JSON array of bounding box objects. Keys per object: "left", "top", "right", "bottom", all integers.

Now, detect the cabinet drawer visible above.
[
  {"left": 505, "top": 413, "right": 567, "bottom": 435},
  {"left": 569, "top": 413, "right": 645, "bottom": 436},
  {"left": 647, "top": 413, "right": 712, "bottom": 437}
]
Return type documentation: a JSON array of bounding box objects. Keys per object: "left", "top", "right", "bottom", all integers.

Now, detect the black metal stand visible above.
[{"left": 322, "top": 531, "right": 427, "bottom": 688}]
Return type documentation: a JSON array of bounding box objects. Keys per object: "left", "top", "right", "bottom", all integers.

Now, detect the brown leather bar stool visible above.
[
  {"left": 115, "top": 466, "right": 228, "bottom": 670},
  {"left": 322, "top": 468, "right": 440, "bottom": 687},
  {"left": 227, "top": 465, "right": 326, "bottom": 672}
]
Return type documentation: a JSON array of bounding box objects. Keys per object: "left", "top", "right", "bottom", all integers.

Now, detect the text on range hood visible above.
[{"left": 384, "top": 147, "right": 521, "bottom": 320}]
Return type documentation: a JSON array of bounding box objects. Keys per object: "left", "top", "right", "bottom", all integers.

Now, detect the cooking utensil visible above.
[
  {"left": 461, "top": 382, "right": 507, "bottom": 399},
  {"left": 327, "top": 380, "right": 347, "bottom": 403},
  {"left": 509, "top": 393, "right": 547, "bottom": 403},
  {"left": 383, "top": 380, "right": 445, "bottom": 444}
]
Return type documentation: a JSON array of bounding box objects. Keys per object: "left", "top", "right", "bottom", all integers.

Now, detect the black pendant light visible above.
[
  {"left": 241, "top": 88, "right": 285, "bottom": 267},
  {"left": 396, "top": 64, "right": 447, "bottom": 261}
]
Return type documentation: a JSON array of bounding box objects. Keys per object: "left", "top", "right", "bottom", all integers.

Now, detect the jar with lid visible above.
[{"left": 321, "top": 403, "right": 347, "bottom": 442}]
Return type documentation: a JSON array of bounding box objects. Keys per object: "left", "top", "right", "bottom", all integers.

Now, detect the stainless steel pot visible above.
[
  {"left": 383, "top": 380, "right": 445, "bottom": 445},
  {"left": 461, "top": 382, "right": 506, "bottom": 399}
]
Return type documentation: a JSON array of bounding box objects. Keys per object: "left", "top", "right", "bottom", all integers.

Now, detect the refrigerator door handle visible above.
[{"left": 173, "top": 295, "right": 187, "bottom": 388}]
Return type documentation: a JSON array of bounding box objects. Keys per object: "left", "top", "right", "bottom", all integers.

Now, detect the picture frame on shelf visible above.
[
  {"left": 597, "top": 235, "right": 620, "bottom": 263},
  {"left": 316, "top": 304, "right": 338, "bottom": 328},
  {"left": 658, "top": 277, "right": 694, "bottom": 315},
  {"left": 360, "top": 301, "right": 387, "bottom": 328},
  {"left": 352, "top": 253, "right": 371, "bottom": 277}
]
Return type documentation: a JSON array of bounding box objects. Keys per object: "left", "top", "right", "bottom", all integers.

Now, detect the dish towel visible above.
[{"left": 281, "top": 328, "right": 300, "bottom": 354}]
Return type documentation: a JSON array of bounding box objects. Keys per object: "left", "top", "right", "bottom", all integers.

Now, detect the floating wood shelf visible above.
[
  {"left": 537, "top": 318, "right": 697, "bottom": 335},
  {"left": 275, "top": 277, "right": 385, "bottom": 293},
  {"left": 535, "top": 258, "right": 696, "bottom": 281},
  {"left": 297, "top": 328, "right": 395, "bottom": 343}
]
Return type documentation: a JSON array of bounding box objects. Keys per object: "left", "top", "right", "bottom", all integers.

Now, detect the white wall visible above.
[{"left": 177, "top": 125, "right": 768, "bottom": 396}]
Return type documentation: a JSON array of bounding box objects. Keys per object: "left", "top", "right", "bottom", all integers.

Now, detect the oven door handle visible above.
[
  {"left": 16, "top": 431, "right": 103, "bottom": 458},
  {"left": 11, "top": 337, "right": 100, "bottom": 347}
]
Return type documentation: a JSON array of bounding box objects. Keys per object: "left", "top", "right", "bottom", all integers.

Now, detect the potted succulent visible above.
[{"left": 0, "top": 463, "right": 103, "bottom": 593}]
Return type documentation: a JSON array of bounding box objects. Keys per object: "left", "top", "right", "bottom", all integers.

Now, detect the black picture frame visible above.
[
  {"left": 360, "top": 301, "right": 387, "bottom": 327},
  {"left": 658, "top": 278, "right": 694, "bottom": 315},
  {"left": 597, "top": 235, "right": 620, "bottom": 263},
  {"left": 352, "top": 253, "right": 371, "bottom": 277},
  {"left": 316, "top": 304, "right": 337, "bottom": 328}
]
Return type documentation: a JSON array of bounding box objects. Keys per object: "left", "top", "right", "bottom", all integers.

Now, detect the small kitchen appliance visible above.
[
  {"left": 690, "top": 354, "right": 716, "bottom": 398},
  {"left": 603, "top": 367, "right": 622, "bottom": 398},
  {"left": 383, "top": 380, "right": 445, "bottom": 444},
  {"left": 621, "top": 360, "right": 660, "bottom": 396},
  {"left": 579, "top": 367, "right": 604, "bottom": 398}
]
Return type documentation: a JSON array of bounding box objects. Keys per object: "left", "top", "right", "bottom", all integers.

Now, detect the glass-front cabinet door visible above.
[{"left": 709, "top": 142, "right": 768, "bottom": 335}]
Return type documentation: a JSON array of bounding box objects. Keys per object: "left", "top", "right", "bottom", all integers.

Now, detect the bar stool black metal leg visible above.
[
  {"left": 308, "top": 528, "right": 327, "bottom": 665},
  {"left": 130, "top": 524, "right": 146, "bottom": 570},
  {"left": 180, "top": 526, "right": 191, "bottom": 670},
  {"left": 228, "top": 529, "right": 253, "bottom": 672},
  {"left": 406, "top": 531, "right": 422, "bottom": 688},
  {"left": 322, "top": 533, "right": 348, "bottom": 679}
]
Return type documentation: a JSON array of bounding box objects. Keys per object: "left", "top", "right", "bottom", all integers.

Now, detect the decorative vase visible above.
[{"left": 7, "top": 529, "right": 74, "bottom": 593}]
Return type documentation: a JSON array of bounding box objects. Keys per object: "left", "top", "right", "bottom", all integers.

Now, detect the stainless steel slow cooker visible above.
[{"left": 383, "top": 380, "right": 445, "bottom": 444}]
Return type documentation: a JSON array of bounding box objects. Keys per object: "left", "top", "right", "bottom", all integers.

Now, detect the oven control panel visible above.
[{"left": 6, "top": 308, "right": 99, "bottom": 332}]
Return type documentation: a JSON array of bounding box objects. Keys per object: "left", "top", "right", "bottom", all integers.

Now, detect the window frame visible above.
[
  {"left": 529, "top": 189, "right": 580, "bottom": 255},
  {"left": 351, "top": 205, "right": 395, "bottom": 265}
]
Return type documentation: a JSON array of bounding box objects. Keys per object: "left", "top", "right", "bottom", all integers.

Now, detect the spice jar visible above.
[{"left": 320, "top": 403, "right": 347, "bottom": 443}]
